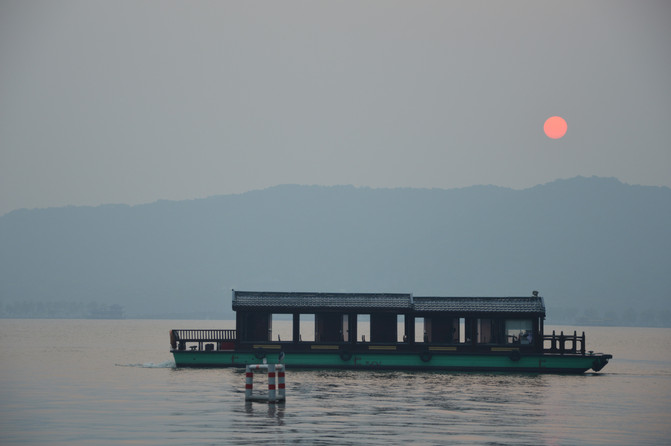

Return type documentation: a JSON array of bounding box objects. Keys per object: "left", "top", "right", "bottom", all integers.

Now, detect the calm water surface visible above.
[{"left": 1, "top": 319, "right": 670, "bottom": 445}]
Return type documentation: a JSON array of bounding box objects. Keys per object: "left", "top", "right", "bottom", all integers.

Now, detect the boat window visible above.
[
  {"left": 505, "top": 319, "right": 533, "bottom": 344},
  {"left": 474, "top": 318, "right": 506, "bottom": 344},
  {"left": 270, "top": 314, "right": 292, "bottom": 342},
  {"left": 299, "top": 314, "right": 315, "bottom": 342},
  {"left": 342, "top": 314, "right": 349, "bottom": 342},
  {"left": 476, "top": 318, "right": 493, "bottom": 343},
  {"left": 397, "top": 314, "right": 405, "bottom": 342},
  {"left": 357, "top": 314, "right": 370, "bottom": 342},
  {"left": 415, "top": 317, "right": 426, "bottom": 342}
]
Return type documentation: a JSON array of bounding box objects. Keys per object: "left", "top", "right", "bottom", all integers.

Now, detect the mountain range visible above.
[{"left": 1, "top": 176, "right": 669, "bottom": 325}]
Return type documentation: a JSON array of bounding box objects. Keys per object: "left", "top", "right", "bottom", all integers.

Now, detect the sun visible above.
[{"left": 544, "top": 116, "right": 567, "bottom": 139}]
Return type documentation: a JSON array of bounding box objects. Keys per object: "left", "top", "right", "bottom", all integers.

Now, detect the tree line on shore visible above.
[{"left": 0, "top": 301, "right": 123, "bottom": 319}]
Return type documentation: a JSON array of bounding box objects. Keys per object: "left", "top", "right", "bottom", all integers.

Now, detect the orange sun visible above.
[{"left": 544, "top": 116, "right": 567, "bottom": 139}]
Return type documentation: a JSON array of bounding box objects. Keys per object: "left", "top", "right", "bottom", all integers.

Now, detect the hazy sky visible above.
[{"left": 1, "top": 1, "right": 669, "bottom": 216}]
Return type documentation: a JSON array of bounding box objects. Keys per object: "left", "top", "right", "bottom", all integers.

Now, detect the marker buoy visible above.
[{"left": 244, "top": 363, "right": 286, "bottom": 403}]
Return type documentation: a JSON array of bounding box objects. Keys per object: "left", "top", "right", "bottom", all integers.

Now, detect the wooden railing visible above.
[
  {"left": 170, "top": 329, "right": 236, "bottom": 350},
  {"left": 543, "top": 330, "right": 585, "bottom": 355},
  {"left": 172, "top": 329, "right": 236, "bottom": 341}
]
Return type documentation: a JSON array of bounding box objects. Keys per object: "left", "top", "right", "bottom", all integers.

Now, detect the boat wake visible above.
[{"left": 115, "top": 360, "right": 176, "bottom": 368}]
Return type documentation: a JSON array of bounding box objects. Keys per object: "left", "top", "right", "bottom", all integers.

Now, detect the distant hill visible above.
[{"left": 1, "top": 176, "right": 669, "bottom": 325}]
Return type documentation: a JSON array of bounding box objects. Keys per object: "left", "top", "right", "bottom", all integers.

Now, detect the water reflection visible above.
[{"left": 244, "top": 400, "right": 286, "bottom": 424}]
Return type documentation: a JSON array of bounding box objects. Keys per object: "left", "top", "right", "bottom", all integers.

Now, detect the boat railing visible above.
[
  {"left": 170, "top": 329, "right": 236, "bottom": 350},
  {"left": 542, "top": 330, "right": 586, "bottom": 355}
]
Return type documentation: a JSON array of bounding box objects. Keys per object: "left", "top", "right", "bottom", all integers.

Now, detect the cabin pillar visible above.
[
  {"left": 465, "top": 318, "right": 475, "bottom": 345},
  {"left": 236, "top": 311, "right": 243, "bottom": 344},
  {"left": 348, "top": 313, "right": 357, "bottom": 345},
  {"left": 404, "top": 313, "right": 415, "bottom": 344},
  {"left": 292, "top": 313, "right": 300, "bottom": 344},
  {"left": 534, "top": 317, "right": 543, "bottom": 352},
  {"left": 370, "top": 313, "right": 397, "bottom": 343},
  {"left": 315, "top": 313, "right": 343, "bottom": 342},
  {"left": 428, "top": 315, "right": 459, "bottom": 343},
  {"left": 240, "top": 312, "right": 272, "bottom": 342}
]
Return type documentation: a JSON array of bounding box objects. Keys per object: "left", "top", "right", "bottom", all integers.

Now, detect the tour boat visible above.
[{"left": 170, "top": 290, "right": 612, "bottom": 373}]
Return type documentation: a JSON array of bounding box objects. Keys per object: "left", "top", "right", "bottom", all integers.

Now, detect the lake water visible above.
[{"left": 1, "top": 319, "right": 670, "bottom": 445}]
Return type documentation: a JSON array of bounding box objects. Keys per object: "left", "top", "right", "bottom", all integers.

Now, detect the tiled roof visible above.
[
  {"left": 413, "top": 296, "right": 545, "bottom": 314},
  {"left": 232, "top": 291, "right": 412, "bottom": 311},
  {"left": 232, "top": 290, "right": 545, "bottom": 315}
]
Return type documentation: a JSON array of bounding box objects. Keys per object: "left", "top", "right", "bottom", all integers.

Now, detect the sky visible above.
[{"left": 1, "top": 1, "right": 670, "bottom": 216}]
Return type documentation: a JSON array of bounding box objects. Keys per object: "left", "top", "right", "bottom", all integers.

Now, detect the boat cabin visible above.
[{"left": 231, "top": 290, "right": 554, "bottom": 354}]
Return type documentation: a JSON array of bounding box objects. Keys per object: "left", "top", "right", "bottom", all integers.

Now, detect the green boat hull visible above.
[{"left": 172, "top": 350, "right": 611, "bottom": 374}]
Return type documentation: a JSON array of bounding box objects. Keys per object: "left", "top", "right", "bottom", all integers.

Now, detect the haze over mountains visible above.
[{"left": 1, "top": 176, "right": 669, "bottom": 325}]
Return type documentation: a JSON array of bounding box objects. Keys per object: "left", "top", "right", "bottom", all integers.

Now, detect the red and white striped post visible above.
[
  {"left": 277, "top": 365, "right": 286, "bottom": 400},
  {"left": 244, "top": 365, "right": 254, "bottom": 400},
  {"left": 267, "top": 363, "right": 276, "bottom": 401},
  {"left": 244, "top": 363, "right": 286, "bottom": 403}
]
